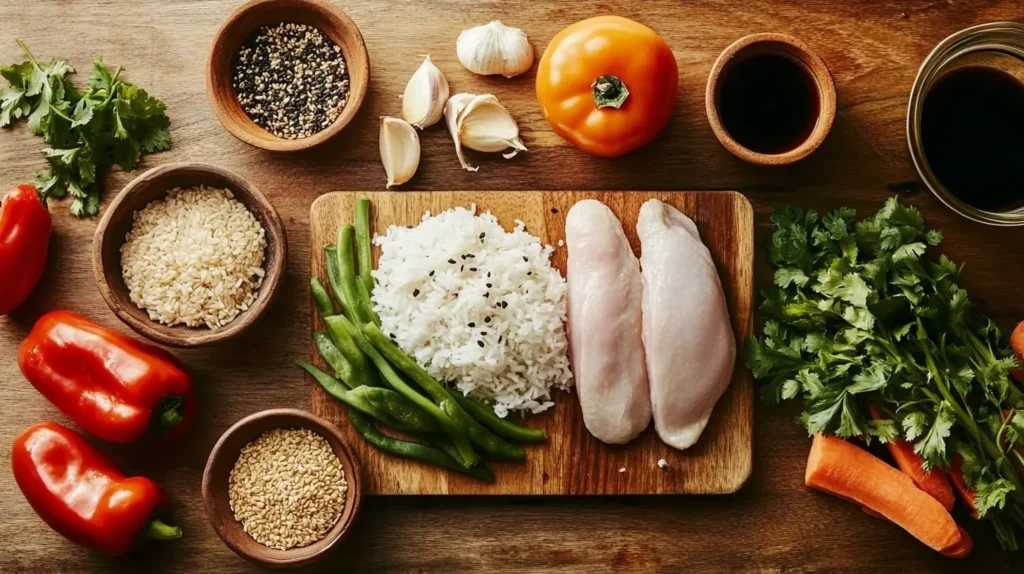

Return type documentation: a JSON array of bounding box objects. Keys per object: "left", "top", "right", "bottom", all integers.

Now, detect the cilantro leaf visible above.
[
  {"left": 775, "top": 268, "right": 809, "bottom": 289},
  {"left": 976, "top": 478, "right": 1015, "bottom": 517},
  {"left": 1, "top": 42, "right": 171, "bottom": 216},
  {"left": 913, "top": 401, "right": 954, "bottom": 469}
]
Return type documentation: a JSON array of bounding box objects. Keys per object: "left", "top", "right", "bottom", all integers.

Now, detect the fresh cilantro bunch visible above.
[
  {"left": 0, "top": 39, "right": 170, "bottom": 216},
  {"left": 748, "top": 197, "right": 1024, "bottom": 550}
]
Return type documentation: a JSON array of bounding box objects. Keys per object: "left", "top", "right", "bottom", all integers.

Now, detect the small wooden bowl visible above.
[
  {"left": 706, "top": 33, "right": 837, "bottom": 165},
  {"left": 92, "top": 162, "right": 287, "bottom": 348},
  {"left": 206, "top": 0, "right": 370, "bottom": 152},
  {"left": 202, "top": 409, "right": 364, "bottom": 569}
]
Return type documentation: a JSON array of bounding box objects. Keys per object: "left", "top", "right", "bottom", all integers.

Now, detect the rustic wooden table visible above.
[{"left": 1, "top": 1, "right": 1022, "bottom": 572}]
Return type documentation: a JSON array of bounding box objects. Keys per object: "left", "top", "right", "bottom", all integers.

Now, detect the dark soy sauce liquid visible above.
[
  {"left": 922, "top": 66, "right": 1024, "bottom": 212},
  {"left": 718, "top": 53, "right": 820, "bottom": 154}
]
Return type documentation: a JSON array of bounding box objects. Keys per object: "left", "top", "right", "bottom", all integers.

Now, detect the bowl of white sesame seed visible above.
[
  {"left": 206, "top": 0, "right": 370, "bottom": 152},
  {"left": 202, "top": 408, "right": 364, "bottom": 568}
]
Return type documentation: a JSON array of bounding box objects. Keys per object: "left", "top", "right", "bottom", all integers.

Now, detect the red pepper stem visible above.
[
  {"left": 145, "top": 519, "right": 182, "bottom": 540},
  {"left": 154, "top": 397, "right": 185, "bottom": 431}
]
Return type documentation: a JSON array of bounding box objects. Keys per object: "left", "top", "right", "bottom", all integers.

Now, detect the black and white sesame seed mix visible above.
[{"left": 232, "top": 22, "right": 350, "bottom": 139}]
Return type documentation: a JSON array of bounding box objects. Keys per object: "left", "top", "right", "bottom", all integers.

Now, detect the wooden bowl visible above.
[
  {"left": 206, "top": 0, "right": 370, "bottom": 152},
  {"left": 202, "top": 409, "right": 364, "bottom": 569},
  {"left": 92, "top": 162, "right": 287, "bottom": 348},
  {"left": 705, "top": 33, "right": 837, "bottom": 165}
]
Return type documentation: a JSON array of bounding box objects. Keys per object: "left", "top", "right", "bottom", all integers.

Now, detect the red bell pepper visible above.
[
  {"left": 0, "top": 184, "right": 51, "bottom": 315},
  {"left": 18, "top": 311, "right": 195, "bottom": 443},
  {"left": 12, "top": 421, "right": 182, "bottom": 555}
]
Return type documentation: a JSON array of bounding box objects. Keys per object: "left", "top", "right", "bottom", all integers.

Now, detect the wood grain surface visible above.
[
  {"left": 1, "top": 0, "right": 1023, "bottom": 572},
  {"left": 309, "top": 191, "right": 753, "bottom": 495}
]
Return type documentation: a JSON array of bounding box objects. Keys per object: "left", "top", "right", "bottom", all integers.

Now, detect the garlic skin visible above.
[
  {"left": 401, "top": 55, "right": 449, "bottom": 129},
  {"left": 379, "top": 117, "right": 421, "bottom": 189},
  {"left": 457, "top": 94, "right": 527, "bottom": 159},
  {"left": 444, "top": 93, "right": 478, "bottom": 172},
  {"left": 456, "top": 21, "right": 534, "bottom": 78}
]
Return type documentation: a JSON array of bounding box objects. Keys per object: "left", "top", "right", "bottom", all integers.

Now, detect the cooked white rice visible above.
[
  {"left": 120, "top": 185, "right": 267, "bottom": 329},
  {"left": 371, "top": 205, "right": 572, "bottom": 416}
]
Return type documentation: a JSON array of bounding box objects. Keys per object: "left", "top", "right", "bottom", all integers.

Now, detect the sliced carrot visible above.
[
  {"left": 806, "top": 434, "right": 971, "bottom": 558},
  {"left": 866, "top": 403, "right": 956, "bottom": 510},
  {"left": 949, "top": 454, "right": 980, "bottom": 519}
]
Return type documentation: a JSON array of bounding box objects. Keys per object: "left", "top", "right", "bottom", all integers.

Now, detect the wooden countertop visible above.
[{"left": 0, "top": 1, "right": 1021, "bottom": 571}]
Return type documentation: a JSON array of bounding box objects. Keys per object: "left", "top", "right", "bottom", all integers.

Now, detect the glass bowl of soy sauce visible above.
[{"left": 908, "top": 22, "right": 1024, "bottom": 226}]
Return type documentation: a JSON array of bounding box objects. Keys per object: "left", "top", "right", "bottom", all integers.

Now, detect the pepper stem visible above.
[
  {"left": 145, "top": 519, "right": 182, "bottom": 540},
  {"left": 591, "top": 75, "right": 630, "bottom": 109},
  {"left": 154, "top": 397, "right": 185, "bottom": 431}
]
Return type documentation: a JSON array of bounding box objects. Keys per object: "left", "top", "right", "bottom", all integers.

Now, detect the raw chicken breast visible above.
[
  {"left": 637, "top": 199, "right": 735, "bottom": 450},
  {"left": 565, "top": 200, "right": 651, "bottom": 444}
]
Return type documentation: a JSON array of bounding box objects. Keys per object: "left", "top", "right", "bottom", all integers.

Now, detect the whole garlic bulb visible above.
[
  {"left": 401, "top": 55, "right": 449, "bottom": 129},
  {"left": 456, "top": 21, "right": 534, "bottom": 78}
]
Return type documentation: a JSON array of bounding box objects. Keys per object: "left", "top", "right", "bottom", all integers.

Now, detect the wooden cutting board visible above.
[{"left": 309, "top": 191, "right": 753, "bottom": 495}]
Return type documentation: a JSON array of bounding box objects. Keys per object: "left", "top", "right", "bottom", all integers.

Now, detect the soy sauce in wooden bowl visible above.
[
  {"left": 921, "top": 66, "right": 1024, "bottom": 212},
  {"left": 717, "top": 53, "right": 820, "bottom": 154}
]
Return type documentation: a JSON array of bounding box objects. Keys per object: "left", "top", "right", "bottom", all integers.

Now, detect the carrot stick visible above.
[
  {"left": 949, "top": 454, "right": 980, "bottom": 519},
  {"left": 866, "top": 403, "right": 956, "bottom": 510},
  {"left": 1012, "top": 322, "right": 1024, "bottom": 384},
  {"left": 806, "top": 434, "right": 971, "bottom": 558}
]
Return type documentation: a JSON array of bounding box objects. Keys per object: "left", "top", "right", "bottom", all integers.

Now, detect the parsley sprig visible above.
[
  {"left": 0, "top": 39, "right": 170, "bottom": 216},
  {"left": 748, "top": 198, "right": 1024, "bottom": 550}
]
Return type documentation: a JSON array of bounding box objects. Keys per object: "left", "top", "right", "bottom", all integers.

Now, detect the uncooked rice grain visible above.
[
  {"left": 120, "top": 185, "right": 267, "bottom": 329},
  {"left": 372, "top": 205, "right": 573, "bottom": 417},
  {"left": 228, "top": 428, "right": 348, "bottom": 550}
]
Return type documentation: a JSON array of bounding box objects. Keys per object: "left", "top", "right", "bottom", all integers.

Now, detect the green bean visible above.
[
  {"left": 310, "top": 277, "right": 337, "bottom": 317},
  {"left": 323, "top": 314, "right": 379, "bottom": 388},
  {"left": 348, "top": 410, "right": 494, "bottom": 482},
  {"left": 362, "top": 323, "right": 524, "bottom": 460},
  {"left": 324, "top": 245, "right": 352, "bottom": 321},
  {"left": 451, "top": 393, "right": 546, "bottom": 444},
  {"left": 337, "top": 224, "right": 372, "bottom": 325},
  {"left": 314, "top": 330, "right": 353, "bottom": 382},
  {"left": 356, "top": 280, "right": 381, "bottom": 327},
  {"left": 347, "top": 386, "right": 439, "bottom": 433},
  {"left": 355, "top": 197, "right": 374, "bottom": 294},
  {"left": 325, "top": 315, "right": 479, "bottom": 468},
  {"left": 441, "top": 399, "right": 524, "bottom": 460},
  {"left": 295, "top": 360, "right": 410, "bottom": 430}
]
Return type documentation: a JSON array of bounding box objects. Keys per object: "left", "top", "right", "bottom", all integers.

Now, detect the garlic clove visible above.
[
  {"left": 379, "top": 117, "right": 421, "bottom": 189},
  {"left": 456, "top": 21, "right": 534, "bottom": 78},
  {"left": 444, "top": 93, "right": 478, "bottom": 172},
  {"left": 401, "top": 55, "right": 449, "bottom": 129},
  {"left": 457, "top": 94, "right": 527, "bottom": 158}
]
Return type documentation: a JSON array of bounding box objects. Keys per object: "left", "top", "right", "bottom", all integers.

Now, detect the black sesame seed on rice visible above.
[
  {"left": 484, "top": 316, "right": 491, "bottom": 323},
  {"left": 468, "top": 322, "right": 476, "bottom": 328},
  {"left": 477, "top": 340, "right": 485, "bottom": 348},
  {"left": 412, "top": 289, "right": 420, "bottom": 297},
  {"left": 232, "top": 22, "right": 350, "bottom": 140},
  {"left": 448, "top": 259, "right": 456, "bottom": 264}
]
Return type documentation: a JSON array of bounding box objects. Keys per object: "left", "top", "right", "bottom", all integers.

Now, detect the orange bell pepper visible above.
[{"left": 536, "top": 16, "right": 679, "bottom": 157}]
